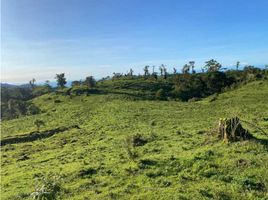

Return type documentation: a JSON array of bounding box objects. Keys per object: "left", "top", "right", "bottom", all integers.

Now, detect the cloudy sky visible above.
[{"left": 1, "top": 0, "right": 268, "bottom": 83}]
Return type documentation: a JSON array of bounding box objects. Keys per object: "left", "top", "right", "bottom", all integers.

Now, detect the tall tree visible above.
[
  {"left": 29, "top": 78, "right": 36, "bottom": 88},
  {"left": 182, "top": 64, "right": 190, "bottom": 74},
  {"left": 44, "top": 80, "right": 52, "bottom": 91},
  {"left": 204, "top": 59, "right": 222, "bottom": 72},
  {"left": 144, "top": 65, "right": 150, "bottom": 77},
  {"left": 189, "top": 61, "right": 195, "bottom": 73},
  {"left": 55, "top": 73, "right": 67, "bottom": 88},
  {"left": 34, "top": 119, "right": 45, "bottom": 132},
  {"left": 84, "top": 76, "right": 96, "bottom": 88},
  {"left": 173, "top": 68, "right": 177, "bottom": 74},
  {"left": 129, "top": 68, "right": 134, "bottom": 76},
  {"left": 159, "top": 65, "right": 164, "bottom": 76},
  {"left": 44, "top": 80, "right": 50, "bottom": 87},
  {"left": 236, "top": 61, "right": 240, "bottom": 71},
  {"left": 163, "top": 66, "right": 167, "bottom": 79}
]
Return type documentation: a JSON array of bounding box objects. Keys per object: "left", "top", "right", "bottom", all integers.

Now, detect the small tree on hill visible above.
[
  {"left": 43, "top": 80, "right": 52, "bottom": 92},
  {"left": 152, "top": 66, "right": 155, "bottom": 74},
  {"left": 204, "top": 59, "right": 222, "bottom": 72},
  {"left": 84, "top": 76, "right": 96, "bottom": 88},
  {"left": 29, "top": 78, "right": 36, "bottom": 88},
  {"left": 173, "top": 68, "right": 177, "bottom": 74},
  {"left": 155, "top": 89, "right": 166, "bottom": 100},
  {"left": 182, "top": 64, "right": 190, "bottom": 74},
  {"left": 159, "top": 66, "right": 163, "bottom": 76},
  {"left": 265, "top": 65, "right": 268, "bottom": 76},
  {"left": 129, "top": 68, "right": 134, "bottom": 77},
  {"left": 144, "top": 65, "right": 150, "bottom": 77},
  {"left": 34, "top": 119, "right": 45, "bottom": 132},
  {"left": 152, "top": 72, "right": 158, "bottom": 80},
  {"left": 159, "top": 64, "right": 166, "bottom": 77},
  {"left": 163, "top": 66, "right": 167, "bottom": 80},
  {"left": 236, "top": 61, "right": 240, "bottom": 71},
  {"left": 55, "top": 73, "right": 67, "bottom": 88},
  {"left": 189, "top": 61, "right": 195, "bottom": 73},
  {"left": 44, "top": 80, "right": 51, "bottom": 87},
  {"left": 71, "top": 80, "right": 81, "bottom": 87}
]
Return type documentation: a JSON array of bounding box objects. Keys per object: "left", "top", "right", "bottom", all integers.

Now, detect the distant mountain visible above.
[
  {"left": 1, "top": 81, "right": 72, "bottom": 88},
  {"left": 0, "top": 83, "right": 19, "bottom": 88}
]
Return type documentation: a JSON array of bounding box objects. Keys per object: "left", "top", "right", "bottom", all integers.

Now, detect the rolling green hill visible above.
[{"left": 1, "top": 80, "right": 268, "bottom": 199}]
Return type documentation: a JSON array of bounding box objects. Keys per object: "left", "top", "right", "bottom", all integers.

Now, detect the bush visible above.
[
  {"left": 71, "top": 85, "right": 89, "bottom": 96},
  {"left": 240, "top": 177, "right": 266, "bottom": 191},
  {"left": 27, "top": 104, "right": 41, "bottom": 115},
  {"left": 123, "top": 134, "right": 147, "bottom": 161},
  {"left": 78, "top": 168, "right": 97, "bottom": 178},
  {"left": 34, "top": 119, "right": 45, "bottom": 132},
  {"left": 31, "top": 174, "right": 62, "bottom": 200},
  {"left": 32, "top": 86, "right": 53, "bottom": 97},
  {"left": 54, "top": 99, "right": 61, "bottom": 103},
  {"left": 155, "top": 89, "right": 166, "bottom": 100},
  {"left": 126, "top": 134, "right": 148, "bottom": 147}
]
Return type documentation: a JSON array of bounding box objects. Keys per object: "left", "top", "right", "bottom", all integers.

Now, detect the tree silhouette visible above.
[
  {"left": 204, "top": 59, "right": 222, "bottom": 72},
  {"left": 34, "top": 119, "right": 45, "bottom": 132},
  {"left": 159, "top": 65, "right": 164, "bottom": 76},
  {"left": 129, "top": 68, "right": 134, "bottom": 76},
  {"left": 144, "top": 66, "right": 150, "bottom": 77},
  {"left": 29, "top": 78, "right": 36, "bottom": 88},
  {"left": 189, "top": 61, "right": 195, "bottom": 73},
  {"left": 182, "top": 64, "right": 190, "bottom": 74},
  {"left": 44, "top": 80, "right": 50, "bottom": 87},
  {"left": 236, "top": 61, "right": 240, "bottom": 71},
  {"left": 173, "top": 68, "right": 177, "bottom": 74},
  {"left": 152, "top": 66, "right": 155, "bottom": 74},
  {"left": 84, "top": 76, "right": 96, "bottom": 88},
  {"left": 163, "top": 66, "right": 167, "bottom": 79},
  {"left": 55, "top": 73, "right": 67, "bottom": 88}
]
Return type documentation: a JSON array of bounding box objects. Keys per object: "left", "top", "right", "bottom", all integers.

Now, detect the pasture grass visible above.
[{"left": 1, "top": 80, "right": 268, "bottom": 199}]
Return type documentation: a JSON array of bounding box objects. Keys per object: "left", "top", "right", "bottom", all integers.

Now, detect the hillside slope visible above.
[{"left": 1, "top": 80, "right": 268, "bottom": 199}]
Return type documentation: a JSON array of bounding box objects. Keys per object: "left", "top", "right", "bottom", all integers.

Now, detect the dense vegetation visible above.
[{"left": 1, "top": 62, "right": 268, "bottom": 199}]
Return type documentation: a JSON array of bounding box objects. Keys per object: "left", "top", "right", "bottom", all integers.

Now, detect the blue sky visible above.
[{"left": 1, "top": 0, "right": 268, "bottom": 83}]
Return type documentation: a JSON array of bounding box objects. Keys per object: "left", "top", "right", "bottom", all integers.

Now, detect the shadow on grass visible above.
[
  {"left": 253, "top": 137, "right": 268, "bottom": 149},
  {"left": 0, "top": 125, "right": 80, "bottom": 146}
]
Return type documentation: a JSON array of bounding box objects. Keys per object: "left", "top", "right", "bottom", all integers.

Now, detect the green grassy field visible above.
[{"left": 1, "top": 80, "right": 268, "bottom": 199}]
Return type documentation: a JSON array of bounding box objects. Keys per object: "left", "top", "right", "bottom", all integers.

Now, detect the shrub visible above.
[
  {"left": 126, "top": 134, "right": 148, "bottom": 147},
  {"left": 27, "top": 104, "right": 41, "bottom": 115},
  {"left": 31, "top": 174, "right": 62, "bottom": 200},
  {"left": 78, "top": 168, "right": 97, "bottom": 178},
  {"left": 123, "top": 141, "right": 139, "bottom": 161},
  {"left": 240, "top": 177, "right": 266, "bottom": 191},
  {"left": 155, "top": 89, "right": 166, "bottom": 100},
  {"left": 34, "top": 119, "right": 45, "bottom": 132},
  {"left": 123, "top": 134, "right": 147, "bottom": 161},
  {"left": 138, "top": 159, "right": 157, "bottom": 169}
]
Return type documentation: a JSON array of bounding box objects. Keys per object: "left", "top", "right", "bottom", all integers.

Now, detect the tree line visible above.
[{"left": 1, "top": 59, "right": 267, "bottom": 120}]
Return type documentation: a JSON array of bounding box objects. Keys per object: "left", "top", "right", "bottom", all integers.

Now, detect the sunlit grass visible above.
[{"left": 1, "top": 80, "right": 268, "bottom": 199}]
